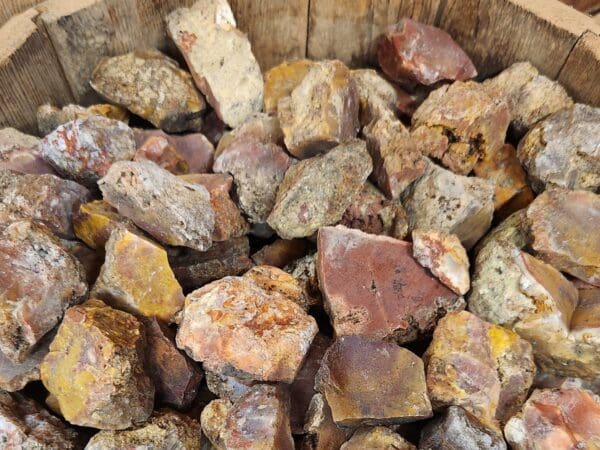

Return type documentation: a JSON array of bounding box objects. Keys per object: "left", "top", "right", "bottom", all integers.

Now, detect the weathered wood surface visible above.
[
  {"left": 0, "top": 0, "right": 41, "bottom": 26},
  {"left": 558, "top": 31, "right": 600, "bottom": 105}
]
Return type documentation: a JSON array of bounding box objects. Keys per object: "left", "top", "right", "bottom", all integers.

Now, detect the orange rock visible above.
[
  {"left": 341, "top": 427, "right": 415, "bottom": 450},
  {"left": 243, "top": 265, "right": 309, "bottom": 310},
  {"left": 134, "top": 136, "right": 189, "bottom": 174},
  {"left": 264, "top": 59, "right": 315, "bottom": 114}
]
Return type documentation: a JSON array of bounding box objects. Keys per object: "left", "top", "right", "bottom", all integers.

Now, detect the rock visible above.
[
  {"left": 135, "top": 135, "right": 189, "bottom": 174},
  {"left": 412, "top": 229, "right": 470, "bottom": 295},
  {"left": 419, "top": 406, "right": 507, "bottom": 450},
  {"left": 40, "top": 116, "right": 136, "bottom": 187},
  {"left": 37, "top": 103, "right": 129, "bottom": 136},
  {"left": 201, "top": 385, "right": 294, "bottom": 450},
  {"left": 284, "top": 253, "right": 322, "bottom": 309},
  {"left": 251, "top": 238, "right": 309, "bottom": 268},
  {"left": 86, "top": 410, "right": 202, "bottom": 450},
  {"left": 268, "top": 140, "right": 372, "bottom": 239},
  {"left": 176, "top": 271, "right": 318, "bottom": 382},
  {"left": 41, "top": 299, "right": 154, "bottom": 429},
  {"left": 424, "top": 311, "right": 536, "bottom": 431},
  {"left": 278, "top": 60, "right": 360, "bottom": 158},
  {"left": 377, "top": 18, "right": 477, "bottom": 87},
  {"left": 411, "top": 81, "right": 510, "bottom": 175},
  {"left": 205, "top": 369, "right": 256, "bottom": 401},
  {"left": 99, "top": 160, "right": 215, "bottom": 251},
  {"left": 402, "top": 162, "right": 495, "bottom": 249},
  {"left": 517, "top": 104, "right": 600, "bottom": 192},
  {"left": 0, "top": 221, "right": 87, "bottom": 362},
  {"left": 0, "top": 392, "right": 81, "bottom": 449},
  {"left": 0, "top": 169, "right": 90, "bottom": 239},
  {"left": 243, "top": 265, "right": 309, "bottom": 310},
  {"left": 317, "top": 226, "right": 464, "bottom": 343},
  {"left": 301, "top": 394, "right": 350, "bottom": 450},
  {"left": 91, "top": 49, "right": 206, "bottom": 133},
  {"left": 350, "top": 69, "right": 398, "bottom": 127},
  {"left": 473, "top": 210, "right": 529, "bottom": 257},
  {"left": 315, "top": 336, "right": 432, "bottom": 427},
  {"left": 166, "top": 0, "right": 263, "bottom": 128},
  {"left": 201, "top": 110, "right": 227, "bottom": 146},
  {"left": 0, "top": 127, "right": 54, "bottom": 174},
  {"left": 264, "top": 59, "right": 315, "bottom": 114},
  {"left": 216, "top": 113, "right": 284, "bottom": 157},
  {"left": 0, "top": 331, "right": 52, "bottom": 392},
  {"left": 60, "top": 239, "right": 104, "bottom": 285},
  {"left": 533, "top": 370, "right": 600, "bottom": 396},
  {"left": 504, "top": 388, "right": 600, "bottom": 450},
  {"left": 342, "top": 427, "right": 415, "bottom": 450}
]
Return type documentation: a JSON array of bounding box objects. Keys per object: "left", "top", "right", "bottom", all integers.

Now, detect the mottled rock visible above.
[
  {"left": 205, "top": 369, "right": 256, "bottom": 401},
  {"left": 351, "top": 69, "right": 398, "bottom": 127},
  {"left": 473, "top": 210, "right": 529, "bottom": 257},
  {"left": 278, "top": 60, "right": 359, "bottom": 158},
  {"left": 0, "top": 127, "right": 54, "bottom": 174},
  {"left": 37, "top": 103, "right": 129, "bottom": 136},
  {"left": 301, "top": 394, "right": 350, "bottom": 450},
  {"left": 135, "top": 135, "right": 189, "bottom": 174},
  {"left": 216, "top": 113, "right": 284, "bottom": 156},
  {"left": 0, "top": 332, "right": 52, "bottom": 392},
  {"left": 377, "top": 19, "right": 477, "bottom": 87},
  {"left": 251, "top": 238, "right": 309, "bottom": 268},
  {"left": 99, "top": 160, "right": 215, "bottom": 251},
  {"left": 0, "top": 221, "right": 87, "bottom": 362},
  {"left": 243, "top": 265, "right": 309, "bottom": 310},
  {"left": 284, "top": 253, "right": 322, "bottom": 309},
  {"left": 317, "top": 226, "right": 464, "bottom": 343},
  {"left": 268, "top": 140, "right": 372, "bottom": 239},
  {"left": 73, "top": 200, "right": 139, "bottom": 250},
  {"left": 91, "top": 49, "right": 205, "bottom": 133},
  {"left": 166, "top": 0, "right": 263, "bottom": 128},
  {"left": 342, "top": 427, "right": 415, "bottom": 450},
  {"left": 41, "top": 299, "right": 154, "bottom": 429},
  {"left": 264, "top": 59, "right": 315, "bottom": 114}
]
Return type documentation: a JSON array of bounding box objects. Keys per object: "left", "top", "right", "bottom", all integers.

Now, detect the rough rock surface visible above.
[
  {"left": 251, "top": 238, "right": 309, "bottom": 269},
  {"left": 0, "top": 332, "right": 52, "bottom": 392},
  {"left": 284, "top": 253, "right": 322, "bottom": 309},
  {"left": 301, "top": 393, "right": 350, "bottom": 450},
  {"left": 216, "top": 113, "right": 284, "bottom": 157},
  {"left": 342, "top": 427, "right": 415, "bottom": 450},
  {"left": 264, "top": 59, "right": 315, "bottom": 114},
  {"left": 278, "top": 60, "right": 360, "bottom": 158},
  {"left": 267, "top": 140, "right": 372, "bottom": 239},
  {"left": 0, "top": 127, "right": 54, "bottom": 174},
  {"left": 135, "top": 135, "right": 190, "bottom": 174},
  {"left": 41, "top": 299, "right": 154, "bottom": 429},
  {"left": 166, "top": 0, "right": 263, "bottom": 128},
  {"left": 99, "top": 160, "right": 215, "bottom": 251},
  {"left": 91, "top": 49, "right": 206, "bottom": 133},
  {"left": 37, "top": 103, "right": 129, "bottom": 136},
  {"left": 243, "top": 265, "right": 309, "bottom": 310},
  {"left": 318, "top": 226, "right": 464, "bottom": 342},
  {"left": 350, "top": 69, "right": 398, "bottom": 127},
  {"left": 204, "top": 369, "right": 256, "bottom": 401}
]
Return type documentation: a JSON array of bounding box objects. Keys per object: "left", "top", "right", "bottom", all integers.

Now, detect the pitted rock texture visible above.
[
  {"left": 37, "top": 103, "right": 129, "bottom": 136},
  {"left": 350, "top": 69, "right": 398, "bottom": 127},
  {"left": 342, "top": 427, "right": 415, "bottom": 450},
  {"left": 264, "top": 59, "right": 315, "bottom": 114},
  {"left": 0, "top": 127, "right": 54, "bottom": 174},
  {"left": 135, "top": 135, "right": 190, "bottom": 174},
  {"left": 301, "top": 393, "right": 351, "bottom": 450},
  {"left": 0, "top": 331, "right": 52, "bottom": 392}
]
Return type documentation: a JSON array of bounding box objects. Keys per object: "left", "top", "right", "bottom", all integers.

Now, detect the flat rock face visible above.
[
  {"left": 518, "top": 104, "right": 600, "bottom": 192},
  {"left": 0, "top": 332, "right": 51, "bottom": 392},
  {"left": 278, "top": 60, "right": 360, "bottom": 158},
  {"left": 424, "top": 311, "right": 535, "bottom": 432},
  {"left": 91, "top": 49, "right": 206, "bottom": 133},
  {"left": 166, "top": 0, "right": 263, "bottom": 128},
  {"left": 99, "top": 160, "right": 215, "bottom": 251},
  {"left": 350, "top": 69, "right": 398, "bottom": 127},
  {"left": 264, "top": 59, "right": 315, "bottom": 114},
  {"left": 0, "top": 221, "right": 87, "bottom": 363},
  {"left": 504, "top": 388, "right": 600, "bottom": 450},
  {"left": 40, "top": 115, "right": 136, "bottom": 187},
  {"left": 315, "top": 336, "right": 432, "bottom": 427},
  {"left": 341, "top": 427, "right": 415, "bottom": 450},
  {"left": 301, "top": 393, "right": 351, "bottom": 450},
  {"left": 0, "top": 169, "right": 91, "bottom": 239},
  {"left": 41, "top": 299, "right": 154, "bottom": 429},
  {"left": 243, "top": 265, "right": 309, "bottom": 310},
  {"left": 412, "top": 81, "right": 510, "bottom": 175},
  {"left": 267, "top": 140, "right": 372, "bottom": 239},
  {"left": 377, "top": 18, "right": 477, "bottom": 87},
  {"left": 0, "top": 127, "right": 54, "bottom": 174},
  {"left": 318, "top": 226, "right": 464, "bottom": 343},
  {"left": 37, "top": 103, "right": 129, "bottom": 136},
  {"left": 135, "top": 135, "right": 190, "bottom": 174}
]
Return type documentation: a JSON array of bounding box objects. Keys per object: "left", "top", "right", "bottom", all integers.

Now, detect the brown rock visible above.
[
  {"left": 243, "top": 265, "right": 309, "bottom": 310},
  {"left": 60, "top": 239, "right": 104, "bottom": 286},
  {"left": 284, "top": 253, "right": 322, "bottom": 309},
  {"left": 201, "top": 110, "right": 227, "bottom": 146},
  {"left": 317, "top": 226, "right": 464, "bottom": 343},
  {"left": 251, "top": 238, "right": 309, "bottom": 268},
  {"left": 342, "top": 427, "right": 415, "bottom": 450},
  {"left": 301, "top": 393, "right": 351, "bottom": 450},
  {"left": 0, "top": 127, "right": 54, "bottom": 174},
  {"left": 135, "top": 135, "right": 190, "bottom": 174},
  {"left": 0, "top": 331, "right": 52, "bottom": 392},
  {"left": 264, "top": 59, "right": 315, "bottom": 114},
  {"left": 350, "top": 69, "right": 398, "bottom": 127},
  {"left": 216, "top": 113, "right": 284, "bottom": 158},
  {"left": 37, "top": 103, "right": 129, "bottom": 136}
]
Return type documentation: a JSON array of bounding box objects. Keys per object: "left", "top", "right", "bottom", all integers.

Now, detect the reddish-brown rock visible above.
[
  {"left": 342, "top": 427, "right": 415, "bottom": 450},
  {"left": 134, "top": 135, "right": 189, "bottom": 174},
  {"left": 216, "top": 113, "right": 284, "bottom": 158},
  {"left": 251, "top": 238, "right": 310, "bottom": 268},
  {"left": 301, "top": 393, "right": 351, "bottom": 450},
  {"left": 0, "top": 127, "right": 54, "bottom": 174},
  {"left": 264, "top": 59, "right": 315, "bottom": 114}
]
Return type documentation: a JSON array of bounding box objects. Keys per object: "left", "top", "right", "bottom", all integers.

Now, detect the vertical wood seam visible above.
[{"left": 305, "top": 0, "right": 311, "bottom": 58}]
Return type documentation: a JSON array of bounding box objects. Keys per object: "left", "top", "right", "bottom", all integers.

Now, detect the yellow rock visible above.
[
  {"left": 73, "top": 200, "right": 139, "bottom": 250},
  {"left": 264, "top": 59, "right": 315, "bottom": 114}
]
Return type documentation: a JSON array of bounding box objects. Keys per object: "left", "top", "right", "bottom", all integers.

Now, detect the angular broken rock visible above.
[
  {"left": 37, "top": 103, "right": 129, "bottom": 136},
  {"left": 166, "top": 0, "right": 263, "bottom": 128},
  {"left": 315, "top": 336, "right": 432, "bottom": 427},
  {"left": 377, "top": 18, "right": 477, "bottom": 87},
  {"left": 243, "top": 265, "right": 309, "bottom": 310},
  {"left": 91, "top": 49, "right": 206, "bottom": 133},
  {"left": 412, "top": 229, "right": 470, "bottom": 295},
  {"left": 0, "top": 331, "right": 52, "bottom": 392},
  {"left": 278, "top": 60, "right": 360, "bottom": 158},
  {"left": 251, "top": 238, "right": 309, "bottom": 269},
  {"left": 301, "top": 393, "right": 351, "bottom": 450},
  {"left": 284, "top": 253, "right": 322, "bottom": 309},
  {"left": 318, "top": 226, "right": 464, "bottom": 343},
  {"left": 268, "top": 140, "right": 372, "bottom": 239},
  {"left": 41, "top": 299, "right": 154, "bottom": 429},
  {"left": 264, "top": 59, "right": 315, "bottom": 114},
  {"left": 424, "top": 311, "right": 536, "bottom": 431},
  {"left": 0, "top": 127, "right": 54, "bottom": 174},
  {"left": 40, "top": 115, "right": 136, "bottom": 187},
  {"left": 341, "top": 427, "right": 415, "bottom": 450},
  {"left": 0, "top": 221, "right": 87, "bottom": 362},
  {"left": 216, "top": 112, "right": 284, "bottom": 156},
  {"left": 135, "top": 135, "right": 190, "bottom": 174},
  {"left": 351, "top": 69, "right": 398, "bottom": 127},
  {"left": 99, "top": 160, "right": 215, "bottom": 251},
  {"left": 412, "top": 81, "right": 510, "bottom": 174},
  {"left": 402, "top": 162, "right": 495, "bottom": 250},
  {"left": 205, "top": 369, "right": 256, "bottom": 401},
  {"left": 517, "top": 104, "right": 600, "bottom": 192}
]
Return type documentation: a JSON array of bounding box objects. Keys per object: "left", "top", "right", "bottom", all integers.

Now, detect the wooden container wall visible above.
[{"left": 1, "top": 0, "right": 599, "bottom": 134}]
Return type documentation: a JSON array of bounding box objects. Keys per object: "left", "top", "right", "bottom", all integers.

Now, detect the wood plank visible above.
[
  {"left": 558, "top": 31, "right": 600, "bottom": 105},
  {"left": 0, "top": 0, "right": 41, "bottom": 26}
]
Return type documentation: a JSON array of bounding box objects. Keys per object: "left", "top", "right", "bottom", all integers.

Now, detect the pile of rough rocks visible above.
[{"left": 1, "top": 0, "right": 600, "bottom": 448}]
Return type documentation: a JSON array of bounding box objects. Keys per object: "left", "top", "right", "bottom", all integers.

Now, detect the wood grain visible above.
[
  {"left": 0, "top": 0, "right": 41, "bottom": 26},
  {"left": 558, "top": 31, "right": 600, "bottom": 105}
]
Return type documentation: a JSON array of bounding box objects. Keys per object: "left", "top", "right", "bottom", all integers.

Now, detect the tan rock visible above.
[
  {"left": 0, "top": 127, "right": 54, "bottom": 174},
  {"left": 243, "top": 265, "right": 309, "bottom": 310},
  {"left": 301, "top": 393, "right": 351, "bottom": 450},
  {"left": 350, "top": 69, "right": 398, "bottom": 127},
  {"left": 341, "top": 427, "right": 415, "bottom": 450},
  {"left": 264, "top": 59, "right": 315, "bottom": 114},
  {"left": 37, "top": 103, "right": 129, "bottom": 136}
]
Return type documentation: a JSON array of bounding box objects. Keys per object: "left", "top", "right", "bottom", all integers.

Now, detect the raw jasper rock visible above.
[
  {"left": 317, "top": 226, "right": 464, "bottom": 343},
  {"left": 135, "top": 135, "right": 189, "bottom": 174},
  {"left": 251, "top": 238, "right": 309, "bottom": 268},
  {"left": 0, "top": 169, "right": 90, "bottom": 239},
  {"left": 0, "top": 127, "right": 54, "bottom": 174},
  {"left": 264, "top": 59, "right": 315, "bottom": 114},
  {"left": 177, "top": 272, "right": 317, "bottom": 382},
  {"left": 517, "top": 104, "right": 600, "bottom": 192},
  {"left": 419, "top": 406, "right": 507, "bottom": 450},
  {"left": 377, "top": 18, "right": 477, "bottom": 87},
  {"left": 205, "top": 369, "right": 256, "bottom": 401},
  {"left": 243, "top": 265, "right": 309, "bottom": 310},
  {"left": 60, "top": 240, "right": 104, "bottom": 286},
  {"left": 0, "top": 332, "right": 52, "bottom": 392},
  {"left": 364, "top": 113, "right": 427, "bottom": 199},
  {"left": 91, "top": 49, "right": 206, "bottom": 133},
  {"left": 37, "top": 103, "right": 129, "bottom": 136},
  {"left": 402, "top": 162, "right": 495, "bottom": 250},
  {"left": 92, "top": 228, "right": 185, "bottom": 322},
  {"left": 166, "top": 0, "right": 263, "bottom": 128},
  {"left": 351, "top": 69, "right": 398, "bottom": 127},
  {"left": 483, "top": 61, "right": 573, "bottom": 138},
  {"left": 0, "top": 392, "right": 81, "bottom": 449},
  {"left": 473, "top": 210, "right": 529, "bottom": 258},
  {"left": 40, "top": 116, "right": 136, "bottom": 186},
  {"left": 315, "top": 336, "right": 432, "bottom": 427},
  {"left": 41, "top": 299, "right": 154, "bottom": 429},
  {"left": 277, "top": 60, "right": 360, "bottom": 158},
  {"left": 424, "top": 311, "right": 536, "bottom": 431},
  {"left": 99, "top": 160, "right": 215, "bottom": 251},
  {"left": 268, "top": 140, "right": 372, "bottom": 239},
  {"left": 412, "top": 229, "right": 470, "bottom": 295},
  {"left": 284, "top": 253, "right": 322, "bottom": 309},
  {"left": 216, "top": 113, "right": 284, "bottom": 157},
  {"left": 201, "top": 385, "right": 294, "bottom": 450},
  {"left": 86, "top": 410, "right": 202, "bottom": 450},
  {"left": 341, "top": 427, "right": 415, "bottom": 450},
  {"left": 0, "top": 221, "right": 87, "bottom": 362},
  {"left": 504, "top": 388, "right": 600, "bottom": 450},
  {"left": 412, "top": 81, "right": 510, "bottom": 175},
  {"left": 301, "top": 394, "right": 351, "bottom": 450}
]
